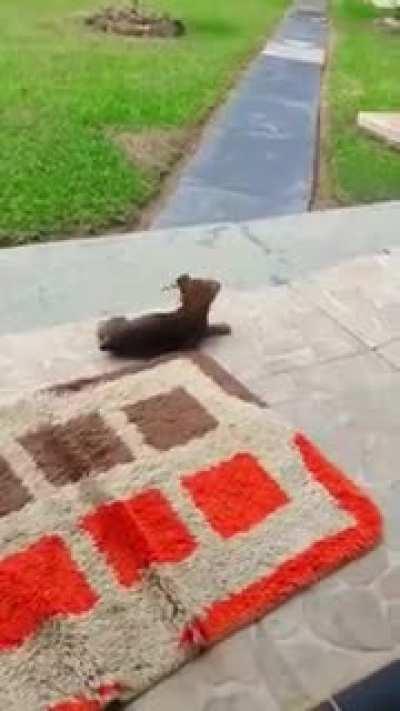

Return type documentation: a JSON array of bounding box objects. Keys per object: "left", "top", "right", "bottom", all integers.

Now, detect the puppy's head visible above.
[{"left": 172, "top": 274, "right": 221, "bottom": 314}]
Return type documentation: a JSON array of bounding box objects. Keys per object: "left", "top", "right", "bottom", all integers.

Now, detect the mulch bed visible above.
[{"left": 85, "top": 4, "right": 185, "bottom": 38}]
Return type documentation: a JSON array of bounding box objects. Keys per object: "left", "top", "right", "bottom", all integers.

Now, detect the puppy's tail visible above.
[{"left": 205, "top": 323, "right": 231, "bottom": 338}]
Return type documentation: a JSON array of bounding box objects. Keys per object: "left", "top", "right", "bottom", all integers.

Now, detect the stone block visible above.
[{"left": 358, "top": 112, "right": 400, "bottom": 150}]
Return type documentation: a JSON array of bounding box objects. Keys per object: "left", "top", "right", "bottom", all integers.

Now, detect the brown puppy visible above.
[{"left": 97, "top": 274, "right": 231, "bottom": 358}]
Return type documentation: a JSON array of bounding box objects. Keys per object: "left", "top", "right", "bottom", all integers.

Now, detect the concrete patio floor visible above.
[
  {"left": 1, "top": 201, "right": 400, "bottom": 337},
  {"left": 1, "top": 204, "right": 400, "bottom": 709}
]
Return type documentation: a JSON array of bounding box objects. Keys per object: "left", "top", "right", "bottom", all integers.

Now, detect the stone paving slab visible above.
[
  {"left": 273, "top": 7, "right": 327, "bottom": 50},
  {"left": 189, "top": 56, "right": 322, "bottom": 148},
  {"left": 264, "top": 40, "right": 325, "bottom": 65},
  {"left": 205, "top": 286, "right": 363, "bottom": 396},
  {"left": 147, "top": 182, "right": 282, "bottom": 230},
  {"left": 184, "top": 129, "right": 315, "bottom": 200},
  {"left": 378, "top": 338, "right": 400, "bottom": 368},
  {"left": 153, "top": 0, "right": 327, "bottom": 228},
  {"left": 1, "top": 250, "right": 400, "bottom": 710},
  {"left": 274, "top": 354, "right": 400, "bottom": 486},
  {"left": 358, "top": 112, "right": 400, "bottom": 150},
  {"left": 295, "top": 253, "right": 400, "bottom": 347},
  {"left": 371, "top": 0, "right": 398, "bottom": 7},
  {"left": 244, "top": 201, "right": 400, "bottom": 285},
  {"left": 218, "top": 90, "right": 316, "bottom": 137},
  {"left": 297, "top": 0, "right": 327, "bottom": 11},
  {"left": 224, "top": 55, "right": 322, "bottom": 112},
  {"left": 1, "top": 202, "right": 400, "bottom": 337},
  {"left": 265, "top": 1, "right": 328, "bottom": 65}
]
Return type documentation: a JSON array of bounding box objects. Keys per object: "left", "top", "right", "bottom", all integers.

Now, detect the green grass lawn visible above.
[
  {"left": 0, "top": 0, "right": 288, "bottom": 246},
  {"left": 325, "top": 0, "right": 400, "bottom": 206}
]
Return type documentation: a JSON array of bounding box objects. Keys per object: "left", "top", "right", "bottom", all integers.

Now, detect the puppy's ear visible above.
[
  {"left": 176, "top": 273, "right": 191, "bottom": 287},
  {"left": 176, "top": 274, "right": 190, "bottom": 286},
  {"left": 162, "top": 273, "right": 190, "bottom": 292}
]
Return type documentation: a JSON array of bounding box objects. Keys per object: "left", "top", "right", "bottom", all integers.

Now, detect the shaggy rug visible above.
[{"left": 0, "top": 353, "right": 381, "bottom": 710}]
